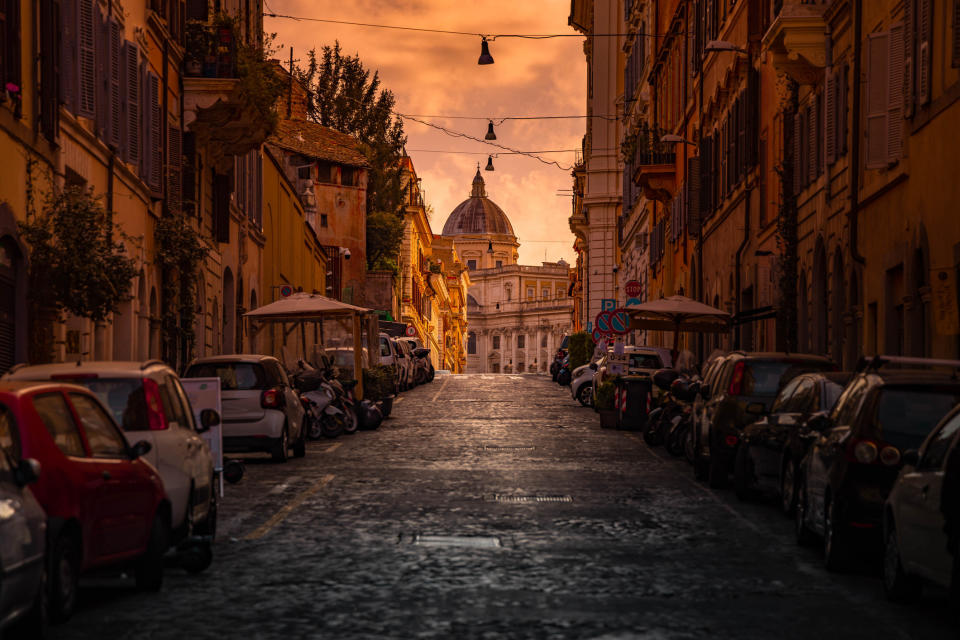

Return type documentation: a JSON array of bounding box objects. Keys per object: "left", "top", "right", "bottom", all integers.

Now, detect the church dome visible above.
[{"left": 441, "top": 170, "right": 515, "bottom": 237}]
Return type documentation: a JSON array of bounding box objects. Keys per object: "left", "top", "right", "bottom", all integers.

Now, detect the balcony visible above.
[
  {"left": 628, "top": 124, "right": 676, "bottom": 203},
  {"left": 762, "top": 1, "right": 829, "bottom": 84}
]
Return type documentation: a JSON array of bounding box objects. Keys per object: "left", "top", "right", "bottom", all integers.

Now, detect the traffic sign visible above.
[
  {"left": 626, "top": 297, "right": 641, "bottom": 307},
  {"left": 595, "top": 311, "right": 613, "bottom": 334},
  {"left": 609, "top": 309, "right": 630, "bottom": 334},
  {"left": 279, "top": 284, "right": 294, "bottom": 298},
  {"left": 625, "top": 280, "right": 642, "bottom": 297},
  {"left": 592, "top": 327, "right": 603, "bottom": 343},
  {"left": 601, "top": 298, "right": 617, "bottom": 312},
  {"left": 405, "top": 325, "right": 417, "bottom": 337}
]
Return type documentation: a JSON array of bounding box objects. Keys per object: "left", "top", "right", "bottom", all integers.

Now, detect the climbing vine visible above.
[
  {"left": 774, "top": 77, "right": 799, "bottom": 353},
  {"left": 155, "top": 212, "right": 207, "bottom": 363}
]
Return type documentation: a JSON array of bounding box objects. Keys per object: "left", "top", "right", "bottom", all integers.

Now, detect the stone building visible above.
[{"left": 442, "top": 170, "right": 572, "bottom": 374}]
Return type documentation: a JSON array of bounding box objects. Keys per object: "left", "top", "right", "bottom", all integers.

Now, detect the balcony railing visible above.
[
  {"left": 629, "top": 123, "right": 676, "bottom": 167},
  {"left": 184, "top": 21, "right": 237, "bottom": 78}
]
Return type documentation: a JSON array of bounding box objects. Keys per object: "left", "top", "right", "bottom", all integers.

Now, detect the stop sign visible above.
[{"left": 625, "top": 280, "right": 642, "bottom": 298}]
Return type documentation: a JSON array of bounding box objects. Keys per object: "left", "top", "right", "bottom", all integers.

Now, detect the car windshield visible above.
[
  {"left": 742, "top": 360, "right": 834, "bottom": 396},
  {"left": 185, "top": 363, "right": 268, "bottom": 391},
  {"left": 629, "top": 354, "right": 662, "bottom": 369},
  {"left": 72, "top": 378, "right": 150, "bottom": 432},
  {"left": 874, "top": 387, "right": 960, "bottom": 450}
]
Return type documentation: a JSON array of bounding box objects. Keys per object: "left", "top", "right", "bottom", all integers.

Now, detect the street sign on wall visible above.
[
  {"left": 601, "top": 298, "right": 617, "bottom": 312},
  {"left": 626, "top": 297, "right": 641, "bottom": 307},
  {"left": 279, "top": 284, "right": 294, "bottom": 297},
  {"left": 624, "top": 280, "right": 642, "bottom": 298}
]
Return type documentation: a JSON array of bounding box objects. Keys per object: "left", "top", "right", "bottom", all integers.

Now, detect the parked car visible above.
[
  {"left": 883, "top": 403, "right": 960, "bottom": 603},
  {"left": 551, "top": 334, "right": 571, "bottom": 381},
  {"left": 690, "top": 353, "right": 729, "bottom": 472},
  {"left": 570, "top": 361, "right": 597, "bottom": 406},
  {"left": 795, "top": 356, "right": 960, "bottom": 570},
  {"left": 697, "top": 352, "right": 836, "bottom": 488},
  {"left": 0, "top": 407, "right": 45, "bottom": 637},
  {"left": 393, "top": 339, "right": 416, "bottom": 390},
  {"left": 184, "top": 355, "right": 306, "bottom": 462},
  {"left": 735, "top": 371, "right": 852, "bottom": 510},
  {"left": 0, "top": 381, "right": 167, "bottom": 621},
  {"left": 5, "top": 360, "right": 217, "bottom": 543}
]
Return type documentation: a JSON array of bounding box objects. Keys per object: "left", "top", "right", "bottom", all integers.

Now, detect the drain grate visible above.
[
  {"left": 482, "top": 445, "right": 535, "bottom": 451},
  {"left": 412, "top": 535, "right": 502, "bottom": 548},
  {"left": 494, "top": 494, "right": 573, "bottom": 503}
]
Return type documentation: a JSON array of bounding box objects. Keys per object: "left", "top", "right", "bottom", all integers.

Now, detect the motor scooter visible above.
[{"left": 292, "top": 361, "right": 346, "bottom": 439}]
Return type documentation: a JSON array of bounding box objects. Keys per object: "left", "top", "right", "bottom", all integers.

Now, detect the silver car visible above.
[{"left": 185, "top": 355, "right": 306, "bottom": 463}]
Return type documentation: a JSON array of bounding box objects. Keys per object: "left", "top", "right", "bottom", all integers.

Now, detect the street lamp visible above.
[
  {"left": 485, "top": 155, "right": 495, "bottom": 171},
  {"left": 485, "top": 121, "right": 497, "bottom": 140},
  {"left": 478, "top": 37, "right": 494, "bottom": 65},
  {"left": 660, "top": 134, "right": 697, "bottom": 146},
  {"left": 705, "top": 40, "right": 748, "bottom": 55}
]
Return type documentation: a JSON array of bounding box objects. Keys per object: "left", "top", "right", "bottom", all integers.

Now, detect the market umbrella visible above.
[{"left": 625, "top": 295, "right": 731, "bottom": 357}]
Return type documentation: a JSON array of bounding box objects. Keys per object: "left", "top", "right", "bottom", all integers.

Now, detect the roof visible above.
[
  {"left": 3, "top": 361, "right": 173, "bottom": 380},
  {"left": 244, "top": 292, "right": 371, "bottom": 320},
  {"left": 866, "top": 369, "right": 960, "bottom": 385},
  {"left": 270, "top": 119, "right": 369, "bottom": 168},
  {"left": 441, "top": 170, "right": 515, "bottom": 237},
  {"left": 0, "top": 380, "right": 93, "bottom": 395},
  {"left": 187, "top": 354, "right": 279, "bottom": 365}
]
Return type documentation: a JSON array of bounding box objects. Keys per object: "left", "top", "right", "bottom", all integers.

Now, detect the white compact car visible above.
[{"left": 5, "top": 360, "right": 217, "bottom": 540}]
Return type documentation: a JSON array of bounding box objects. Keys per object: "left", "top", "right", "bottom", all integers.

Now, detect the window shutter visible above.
[
  {"left": 213, "top": 172, "right": 231, "bottom": 243},
  {"left": 807, "top": 101, "right": 817, "bottom": 183},
  {"left": 918, "top": 0, "right": 932, "bottom": 105},
  {"left": 792, "top": 112, "right": 801, "bottom": 195},
  {"left": 904, "top": 0, "right": 914, "bottom": 117},
  {"left": 746, "top": 68, "right": 759, "bottom": 167},
  {"left": 865, "top": 31, "right": 890, "bottom": 169},
  {"left": 148, "top": 72, "right": 162, "bottom": 194},
  {"left": 687, "top": 156, "right": 700, "bottom": 235},
  {"left": 953, "top": 0, "right": 960, "bottom": 68},
  {"left": 139, "top": 63, "right": 149, "bottom": 181},
  {"left": 108, "top": 18, "right": 121, "bottom": 148},
  {"left": 3, "top": 0, "right": 22, "bottom": 92},
  {"left": 60, "top": 0, "right": 78, "bottom": 113},
  {"left": 167, "top": 125, "right": 182, "bottom": 213},
  {"left": 738, "top": 94, "right": 746, "bottom": 180},
  {"left": 825, "top": 71, "right": 837, "bottom": 165},
  {"left": 888, "top": 23, "right": 905, "bottom": 163},
  {"left": 40, "top": 0, "right": 60, "bottom": 142},
  {"left": 77, "top": 0, "right": 95, "bottom": 117},
  {"left": 122, "top": 42, "right": 139, "bottom": 166},
  {"left": 95, "top": 5, "right": 108, "bottom": 135},
  {"left": 841, "top": 63, "right": 850, "bottom": 154}
]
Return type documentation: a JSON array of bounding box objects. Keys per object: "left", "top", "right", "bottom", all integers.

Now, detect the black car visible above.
[
  {"left": 551, "top": 334, "right": 571, "bottom": 382},
  {"left": 795, "top": 356, "right": 960, "bottom": 571},
  {"left": 699, "top": 352, "right": 837, "bottom": 488},
  {"left": 735, "top": 371, "right": 852, "bottom": 510},
  {"left": 690, "top": 352, "right": 731, "bottom": 476}
]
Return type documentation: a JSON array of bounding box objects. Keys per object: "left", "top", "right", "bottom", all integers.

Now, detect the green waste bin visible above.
[{"left": 615, "top": 375, "right": 652, "bottom": 431}]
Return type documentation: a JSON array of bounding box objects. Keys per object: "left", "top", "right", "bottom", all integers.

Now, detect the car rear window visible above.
[
  {"left": 873, "top": 387, "right": 960, "bottom": 450},
  {"left": 185, "top": 363, "right": 268, "bottom": 391},
  {"left": 80, "top": 379, "right": 149, "bottom": 432},
  {"left": 629, "top": 354, "right": 662, "bottom": 369},
  {"left": 742, "top": 360, "right": 834, "bottom": 396}
]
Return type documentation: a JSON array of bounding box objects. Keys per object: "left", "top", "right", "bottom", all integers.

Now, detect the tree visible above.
[{"left": 295, "top": 43, "right": 407, "bottom": 269}]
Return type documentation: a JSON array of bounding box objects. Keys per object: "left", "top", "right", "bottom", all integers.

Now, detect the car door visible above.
[
  {"left": 897, "top": 411, "right": 960, "bottom": 584},
  {"left": 167, "top": 374, "right": 214, "bottom": 525},
  {"left": 753, "top": 377, "right": 804, "bottom": 478},
  {"left": 67, "top": 392, "right": 152, "bottom": 560}
]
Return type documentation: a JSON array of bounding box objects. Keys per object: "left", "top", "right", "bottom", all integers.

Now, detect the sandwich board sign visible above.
[{"left": 181, "top": 377, "right": 224, "bottom": 496}]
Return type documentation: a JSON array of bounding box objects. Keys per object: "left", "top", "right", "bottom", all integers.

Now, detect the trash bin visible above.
[{"left": 616, "top": 375, "right": 652, "bottom": 431}]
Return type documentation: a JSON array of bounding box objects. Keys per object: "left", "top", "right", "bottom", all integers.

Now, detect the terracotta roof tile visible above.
[{"left": 270, "top": 119, "right": 370, "bottom": 168}]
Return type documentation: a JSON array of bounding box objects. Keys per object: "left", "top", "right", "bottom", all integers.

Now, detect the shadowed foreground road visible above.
[{"left": 57, "top": 374, "right": 955, "bottom": 639}]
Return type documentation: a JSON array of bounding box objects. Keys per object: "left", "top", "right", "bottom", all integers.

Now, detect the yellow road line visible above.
[
  {"left": 431, "top": 376, "right": 451, "bottom": 403},
  {"left": 244, "top": 474, "right": 335, "bottom": 541},
  {"left": 324, "top": 442, "right": 342, "bottom": 454},
  {"left": 394, "top": 395, "right": 404, "bottom": 403}
]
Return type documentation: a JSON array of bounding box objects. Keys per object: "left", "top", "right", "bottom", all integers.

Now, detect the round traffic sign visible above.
[
  {"left": 625, "top": 280, "right": 642, "bottom": 298},
  {"left": 279, "top": 284, "right": 294, "bottom": 298},
  {"left": 610, "top": 309, "right": 630, "bottom": 334},
  {"left": 595, "top": 311, "right": 613, "bottom": 334},
  {"left": 405, "top": 325, "right": 417, "bottom": 337},
  {"left": 592, "top": 327, "right": 603, "bottom": 343}
]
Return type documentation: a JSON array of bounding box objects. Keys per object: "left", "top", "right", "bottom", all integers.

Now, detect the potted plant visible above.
[
  {"left": 184, "top": 22, "right": 209, "bottom": 76},
  {"left": 595, "top": 379, "right": 618, "bottom": 429},
  {"left": 362, "top": 364, "right": 396, "bottom": 418}
]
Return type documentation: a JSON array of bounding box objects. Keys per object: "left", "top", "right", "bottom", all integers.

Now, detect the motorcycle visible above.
[
  {"left": 556, "top": 355, "right": 572, "bottom": 386},
  {"left": 292, "top": 361, "right": 346, "bottom": 439},
  {"left": 664, "top": 377, "right": 700, "bottom": 457}
]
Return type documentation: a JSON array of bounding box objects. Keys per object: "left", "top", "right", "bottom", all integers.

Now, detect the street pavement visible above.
[{"left": 56, "top": 374, "right": 956, "bottom": 639}]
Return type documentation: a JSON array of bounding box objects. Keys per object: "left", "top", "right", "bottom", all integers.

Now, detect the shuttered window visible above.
[
  {"left": 107, "top": 18, "right": 121, "bottom": 148},
  {"left": 792, "top": 112, "right": 802, "bottom": 195},
  {"left": 40, "top": 0, "right": 61, "bottom": 142},
  {"left": 953, "top": 0, "right": 960, "bottom": 68},
  {"left": 213, "top": 172, "right": 231, "bottom": 244},
  {"left": 807, "top": 99, "right": 817, "bottom": 183},
  {"left": 918, "top": 0, "right": 932, "bottom": 105},
  {"left": 865, "top": 31, "right": 890, "bottom": 169},
  {"left": 145, "top": 71, "right": 162, "bottom": 194},
  {"left": 167, "top": 125, "right": 182, "bottom": 213},
  {"left": 1, "top": 0, "right": 22, "bottom": 100},
  {"left": 686, "top": 156, "right": 700, "bottom": 235},
  {"left": 122, "top": 42, "right": 139, "bottom": 167},
  {"left": 825, "top": 71, "right": 837, "bottom": 165},
  {"left": 888, "top": 23, "right": 905, "bottom": 163},
  {"left": 60, "top": 0, "right": 78, "bottom": 113}
]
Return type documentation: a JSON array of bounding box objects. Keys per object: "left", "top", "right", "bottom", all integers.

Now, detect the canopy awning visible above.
[
  {"left": 626, "top": 295, "right": 731, "bottom": 334},
  {"left": 244, "top": 292, "right": 372, "bottom": 321}
]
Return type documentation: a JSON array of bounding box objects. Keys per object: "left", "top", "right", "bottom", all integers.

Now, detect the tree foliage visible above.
[
  {"left": 568, "top": 331, "right": 596, "bottom": 370},
  {"left": 19, "top": 186, "right": 137, "bottom": 323},
  {"left": 294, "top": 43, "right": 407, "bottom": 269},
  {"left": 155, "top": 211, "right": 208, "bottom": 364}
]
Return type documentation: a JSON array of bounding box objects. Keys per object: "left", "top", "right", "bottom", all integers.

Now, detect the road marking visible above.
[
  {"left": 244, "top": 474, "right": 335, "bottom": 541},
  {"left": 394, "top": 396, "right": 404, "bottom": 403},
  {"left": 431, "top": 376, "right": 451, "bottom": 403},
  {"left": 267, "top": 475, "right": 300, "bottom": 495},
  {"left": 324, "top": 442, "right": 342, "bottom": 454}
]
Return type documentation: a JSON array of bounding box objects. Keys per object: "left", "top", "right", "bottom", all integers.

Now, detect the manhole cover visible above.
[
  {"left": 482, "top": 445, "right": 535, "bottom": 451},
  {"left": 412, "top": 535, "right": 502, "bottom": 548},
  {"left": 493, "top": 494, "right": 573, "bottom": 503}
]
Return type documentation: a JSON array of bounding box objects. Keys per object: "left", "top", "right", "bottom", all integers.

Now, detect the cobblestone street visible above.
[{"left": 56, "top": 374, "right": 955, "bottom": 639}]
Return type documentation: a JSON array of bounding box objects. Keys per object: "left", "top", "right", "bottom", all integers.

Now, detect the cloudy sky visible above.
[{"left": 265, "top": 0, "right": 586, "bottom": 265}]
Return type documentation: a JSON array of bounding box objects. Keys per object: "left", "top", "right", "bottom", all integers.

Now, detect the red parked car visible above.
[{"left": 0, "top": 381, "right": 169, "bottom": 623}]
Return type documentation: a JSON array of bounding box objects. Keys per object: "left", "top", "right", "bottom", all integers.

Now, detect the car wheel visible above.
[
  {"left": 181, "top": 542, "right": 214, "bottom": 575},
  {"left": 883, "top": 523, "right": 921, "bottom": 601},
  {"left": 49, "top": 532, "right": 80, "bottom": 623},
  {"left": 576, "top": 384, "right": 593, "bottom": 407},
  {"left": 823, "top": 496, "right": 847, "bottom": 571},
  {"left": 780, "top": 457, "right": 797, "bottom": 517},
  {"left": 321, "top": 413, "right": 345, "bottom": 438},
  {"left": 10, "top": 557, "right": 49, "bottom": 638},
  {"left": 135, "top": 512, "right": 168, "bottom": 592},
  {"left": 794, "top": 475, "right": 815, "bottom": 546},
  {"left": 271, "top": 425, "right": 289, "bottom": 463},
  {"left": 733, "top": 445, "right": 757, "bottom": 501}
]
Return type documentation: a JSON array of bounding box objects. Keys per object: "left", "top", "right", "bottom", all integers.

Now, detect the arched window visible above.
[{"left": 467, "top": 332, "right": 477, "bottom": 354}]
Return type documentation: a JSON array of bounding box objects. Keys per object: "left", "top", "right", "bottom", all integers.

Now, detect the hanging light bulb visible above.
[
  {"left": 478, "top": 37, "right": 494, "bottom": 65},
  {"left": 487, "top": 240, "right": 494, "bottom": 254},
  {"left": 485, "top": 120, "right": 497, "bottom": 140},
  {"left": 485, "top": 155, "right": 495, "bottom": 171}
]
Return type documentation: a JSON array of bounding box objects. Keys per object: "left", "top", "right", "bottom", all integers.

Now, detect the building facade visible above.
[{"left": 443, "top": 170, "right": 572, "bottom": 374}]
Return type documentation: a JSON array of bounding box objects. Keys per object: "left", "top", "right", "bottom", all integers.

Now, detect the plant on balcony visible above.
[
  {"left": 155, "top": 211, "right": 208, "bottom": 363},
  {"left": 18, "top": 186, "right": 138, "bottom": 362}
]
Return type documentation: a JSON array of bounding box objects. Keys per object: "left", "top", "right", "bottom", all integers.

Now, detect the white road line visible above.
[
  {"left": 244, "top": 474, "right": 335, "bottom": 540},
  {"left": 431, "top": 376, "right": 451, "bottom": 403}
]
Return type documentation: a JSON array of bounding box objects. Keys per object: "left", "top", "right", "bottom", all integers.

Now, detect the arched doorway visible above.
[
  {"left": 0, "top": 235, "right": 26, "bottom": 372},
  {"left": 831, "top": 250, "right": 845, "bottom": 365},
  {"left": 211, "top": 297, "right": 220, "bottom": 353},
  {"left": 798, "top": 271, "right": 809, "bottom": 353},
  {"left": 812, "top": 240, "right": 828, "bottom": 355},
  {"left": 222, "top": 268, "right": 236, "bottom": 354}
]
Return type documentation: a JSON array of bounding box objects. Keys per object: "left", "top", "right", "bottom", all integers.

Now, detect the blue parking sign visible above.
[{"left": 601, "top": 298, "right": 617, "bottom": 312}]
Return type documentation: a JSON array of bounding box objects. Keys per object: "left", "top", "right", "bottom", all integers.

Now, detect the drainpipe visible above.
[
  {"left": 734, "top": 186, "right": 752, "bottom": 349},
  {"left": 848, "top": 0, "right": 866, "bottom": 266}
]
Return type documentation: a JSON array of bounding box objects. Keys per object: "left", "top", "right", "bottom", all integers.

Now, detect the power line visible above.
[
  {"left": 406, "top": 148, "right": 583, "bottom": 155},
  {"left": 403, "top": 114, "right": 619, "bottom": 122}
]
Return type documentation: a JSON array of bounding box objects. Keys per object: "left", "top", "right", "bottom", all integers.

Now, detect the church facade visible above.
[{"left": 441, "top": 170, "right": 573, "bottom": 374}]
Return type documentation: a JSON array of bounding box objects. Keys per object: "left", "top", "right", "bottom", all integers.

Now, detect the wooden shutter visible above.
[
  {"left": 122, "top": 42, "right": 139, "bottom": 166},
  {"left": 687, "top": 156, "right": 700, "bottom": 235},
  {"left": 825, "top": 71, "right": 837, "bottom": 165},
  {"left": 139, "top": 63, "right": 149, "bottom": 181},
  {"left": 953, "top": 0, "right": 960, "bottom": 68},
  {"left": 108, "top": 18, "right": 121, "bottom": 148},
  {"left": 904, "top": 0, "right": 914, "bottom": 118},
  {"left": 746, "top": 68, "right": 759, "bottom": 167},
  {"left": 807, "top": 101, "right": 817, "bottom": 183},
  {"left": 40, "top": 0, "right": 60, "bottom": 142},
  {"left": 865, "top": 31, "right": 890, "bottom": 169},
  {"left": 738, "top": 94, "right": 746, "bottom": 181},
  {"left": 841, "top": 63, "right": 850, "bottom": 154},
  {"left": 918, "top": 0, "right": 932, "bottom": 105},
  {"left": 888, "top": 23, "right": 905, "bottom": 163},
  {"left": 167, "top": 125, "right": 182, "bottom": 213},
  {"left": 148, "top": 72, "right": 162, "bottom": 194},
  {"left": 792, "top": 112, "right": 802, "bottom": 195},
  {"left": 95, "top": 4, "right": 108, "bottom": 134},
  {"left": 60, "top": 0, "right": 78, "bottom": 113}
]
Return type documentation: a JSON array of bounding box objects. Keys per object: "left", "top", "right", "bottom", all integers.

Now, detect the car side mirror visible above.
[
  {"left": 130, "top": 440, "right": 152, "bottom": 459},
  {"left": 15, "top": 458, "right": 41, "bottom": 486},
  {"left": 746, "top": 402, "right": 765, "bottom": 416},
  {"left": 198, "top": 408, "right": 220, "bottom": 433},
  {"left": 901, "top": 449, "right": 920, "bottom": 467},
  {"left": 589, "top": 363, "right": 598, "bottom": 371},
  {"left": 700, "top": 384, "right": 711, "bottom": 400}
]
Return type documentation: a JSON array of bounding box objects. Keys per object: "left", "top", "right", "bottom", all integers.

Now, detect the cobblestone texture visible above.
[{"left": 55, "top": 374, "right": 955, "bottom": 639}]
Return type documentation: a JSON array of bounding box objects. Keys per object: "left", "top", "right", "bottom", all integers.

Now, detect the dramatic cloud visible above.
[{"left": 268, "top": 0, "right": 585, "bottom": 265}]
